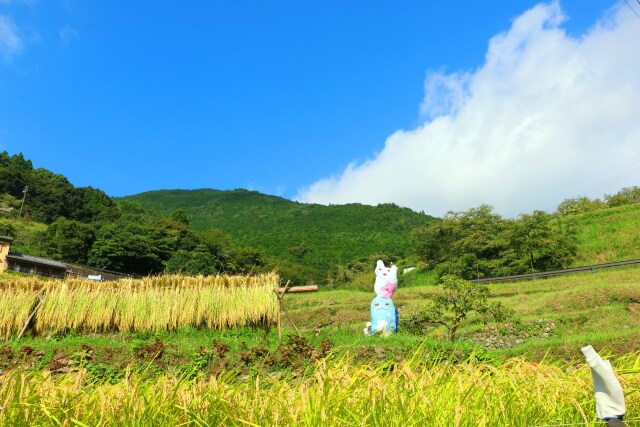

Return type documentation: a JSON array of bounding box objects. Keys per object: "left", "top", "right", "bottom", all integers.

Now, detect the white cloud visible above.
[
  {"left": 0, "top": 15, "right": 23, "bottom": 59},
  {"left": 297, "top": 2, "right": 640, "bottom": 217},
  {"left": 59, "top": 25, "right": 79, "bottom": 45},
  {"left": 0, "top": 0, "right": 38, "bottom": 5}
]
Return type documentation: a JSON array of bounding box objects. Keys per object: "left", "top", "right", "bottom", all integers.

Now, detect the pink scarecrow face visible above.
[
  {"left": 380, "top": 281, "right": 397, "bottom": 298},
  {"left": 374, "top": 260, "right": 398, "bottom": 298}
]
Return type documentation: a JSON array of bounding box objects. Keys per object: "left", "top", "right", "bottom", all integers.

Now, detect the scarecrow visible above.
[{"left": 364, "top": 260, "right": 399, "bottom": 336}]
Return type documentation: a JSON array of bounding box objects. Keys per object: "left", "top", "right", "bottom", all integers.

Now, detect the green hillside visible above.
[
  {"left": 0, "top": 215, "right": 47, "bottom": 256},
  {"left": 125, "top": 188, "right": 640, "bottom": 283},
  {"left": 571, "top": 202, "right": 640, "bottom": 266},
  {"left": 4, "top": 148, "right": 639, "bottom": 283},
  {"left": 124, "top": 189, "right": 436, "bottom": 284}
]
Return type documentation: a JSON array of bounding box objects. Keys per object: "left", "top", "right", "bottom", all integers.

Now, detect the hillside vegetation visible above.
[
  {"left": 571, "top": 202, "right": 640, "bottom": 266},
  {"left": 1, "top": 151, "right": 276, "bottom": 278},
  {"left": 124, "top": 189, "right": 435, "bottom": 283},
  {"left": 3, "top": 150, "right": 640, "bottom": 285},
  {"left": 125, "top": 188, "right": 640, "bottom": 282},
  {"left": 0, "top": 216, "right": 46, "bottom": 256}
]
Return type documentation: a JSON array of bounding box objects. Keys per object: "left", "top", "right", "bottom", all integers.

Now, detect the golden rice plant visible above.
[
  {"left": 0, "top": 279, "right": 43, "bottom": 339},
  {"left": 0, "top": 273, "right": 279, "bottom": 337},
  {"left": 0, "top": 350, "right": 638, "bottom": 426}
]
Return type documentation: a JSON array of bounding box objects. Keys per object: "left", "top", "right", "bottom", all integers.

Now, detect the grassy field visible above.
[
  {"left": 0, "top": 216, "right": 47, "bottom": 256},
  {"left": 1, "top": 261, "right": 640, "bottom": 425},
  {"left": 1, "top": 267, "right": 639, "bottom": 365},
  {"left": 284, "top": 265, "right": 640, "bottom": 360},
  {"left": 571, "top": 203, "right": 640, "bottom": 266}
]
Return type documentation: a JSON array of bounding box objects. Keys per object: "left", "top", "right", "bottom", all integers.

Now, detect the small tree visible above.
[{"left": 407, "top": 275, "right": 512, "bottom": 341}]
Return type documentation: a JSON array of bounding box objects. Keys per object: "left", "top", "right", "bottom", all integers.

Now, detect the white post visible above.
[{"left": 19, "top": 185, "right": 28, "bottom": 217}]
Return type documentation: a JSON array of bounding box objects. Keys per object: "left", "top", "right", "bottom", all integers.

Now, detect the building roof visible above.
[
  {"left": 7, "top": 252, "right": 67, "bottom": 269},
  {"left": 0, "top": 235, "right": 14, "bottom": 242}
]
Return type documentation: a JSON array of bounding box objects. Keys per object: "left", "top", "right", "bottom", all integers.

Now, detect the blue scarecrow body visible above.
[
  {"left": 365, "top": 260, "right": 399, "bottom": 336},
  {"left": 370, "top": 296, "right": 398, "bottom": 334}
]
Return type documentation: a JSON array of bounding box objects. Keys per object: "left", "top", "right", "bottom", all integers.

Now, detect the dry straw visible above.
[{"left": 0, "top": 273, "right": 279, "bottom": 337}]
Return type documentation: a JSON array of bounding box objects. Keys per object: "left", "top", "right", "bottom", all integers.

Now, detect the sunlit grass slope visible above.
[
  {"left": 571, "top": 202, "right": 640, "bottom": 266},
  {"left": 287, "top": 266, "right": 640, "bottom": 357}
]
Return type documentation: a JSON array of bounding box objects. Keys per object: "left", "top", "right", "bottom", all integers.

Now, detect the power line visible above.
[
  {"left": 624, "top": 0, "right": 640, "bottom": 20},
  {"left": 579, "top": 160, "right": 640, "bottom": 199}
]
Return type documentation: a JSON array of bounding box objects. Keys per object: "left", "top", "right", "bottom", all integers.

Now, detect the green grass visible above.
[
  {"left": 286, "top": 265, "right": 640, "bottom": 359},
  {"left": 3, "top": 266, "right": 639, "bottom": 368},
  {"left": 2, "top": 265, "right": 639, "bottom": 372},
  {"left": 0, "top": 216, "right": 47, "bottom": 256},
  {"left": 1, "top": 265, "right": 639, "bottom": 425},
  {"left": 571, "top": 202, "right": 640, "bottom": 265}
]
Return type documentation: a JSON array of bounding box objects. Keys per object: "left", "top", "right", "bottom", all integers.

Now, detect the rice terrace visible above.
[
  {"left": 3, "top": 0, "right": 640, "bottom": 426},
  {"left": 1, "top": 159, "right": 640, "bottom": 426},
  {"left": 1, "top": 260, "right": 640, "bottom": 425}
]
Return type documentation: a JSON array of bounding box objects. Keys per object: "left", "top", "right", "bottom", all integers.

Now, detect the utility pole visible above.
[{"left": 19, "top": 186, "right": 28, "bottom": 218}]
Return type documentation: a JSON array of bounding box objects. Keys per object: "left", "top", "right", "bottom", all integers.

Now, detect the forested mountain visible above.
[
  {"left": 124, "top": 189, "right": 436, "bottom": 284},
  {"left": 0, "top": 152, "right": 117, "bottom": 224},
  {"left": 0, "top": 152, "right": 273, "bottom": 278},
  {"left": 1, "top": 151, "right": 435, "bottom": 284},
  {"left": 3, "top": 150, "right": 639, "bottom": 285}
]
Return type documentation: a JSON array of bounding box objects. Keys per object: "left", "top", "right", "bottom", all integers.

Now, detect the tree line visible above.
[
  {"left": 0, "top": 151, "right": 265, "bottom": 276},
  {"left": 555, "top": 187, "right": 640, "bottom": 215},
  {"left": 412, "top": 183, "right": 640, "bottom": 281},
  {"left": 3, "top": 150, "right": 639, "bottom": 283},
  {"left": 124, "top": 189, "right": 434, "bottom": 284}
]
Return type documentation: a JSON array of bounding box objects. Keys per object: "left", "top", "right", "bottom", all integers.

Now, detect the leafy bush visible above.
[
  {"left": 605, "top": 186, "right": 640, "bottom": 207},
  {"left": 556, "top": 196, "right": 606, "bottom": 216},
  {"left": 404, "top": 275, "right": 513, "bottom": 341}
]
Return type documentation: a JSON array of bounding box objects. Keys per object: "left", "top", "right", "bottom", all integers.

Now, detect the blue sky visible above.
[{"left": 1, "top": 1, "right": 639, "bottom": 216}]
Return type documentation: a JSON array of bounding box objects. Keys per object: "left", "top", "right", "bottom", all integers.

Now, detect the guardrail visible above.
[{"left": 470, "top": 259, "right": 640, "bottom": 284}]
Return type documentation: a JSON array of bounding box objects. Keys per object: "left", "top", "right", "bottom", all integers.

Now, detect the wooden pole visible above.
[
  {"left": 281, "top": 295, "right": 301, "bottom": 338},
  {"left": 17, "top": 294, "right": 44, "bottom": 339},
  {"left": 275, "top": 290, "right": 282, "bottom": 339},
  {"left": 277, "top": 285, "right": 318, "bottom": 294},
  {"left": 19, "top": 186, "right": 28, "bottom": 218},
  {"left": 273, "top": 281, "right": 302, "bottom": 338}
]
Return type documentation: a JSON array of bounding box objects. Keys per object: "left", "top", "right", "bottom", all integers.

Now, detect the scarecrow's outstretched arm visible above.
[{"left": 581, "top": 345, "right": 626, "bottom": 424}]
